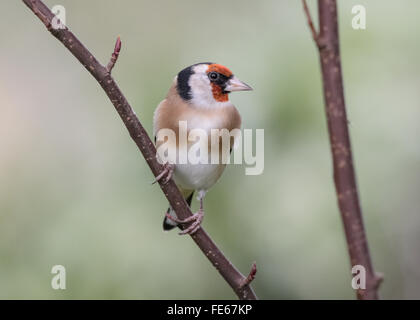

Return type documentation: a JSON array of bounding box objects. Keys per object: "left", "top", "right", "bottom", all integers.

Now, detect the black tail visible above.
[{"left": 163, "top": 191, "right": 194, "bottom": 231}]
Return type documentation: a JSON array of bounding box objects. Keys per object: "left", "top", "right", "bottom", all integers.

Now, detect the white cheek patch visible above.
[
  {"left": 188, "top": 64, "right": 233, "bottom": 109},
  {"left": 193, "top": 64, "right": 210, "bottom": 74},
  {"left": 188, "top": 72, "right": 215, "bottom": 107}
]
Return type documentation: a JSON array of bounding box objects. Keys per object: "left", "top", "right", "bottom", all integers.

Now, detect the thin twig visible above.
[
  {"left": 106, "top": 36, "right": 121, "bottom": 73},
  {"left": 22, "top": 0, "right": 257, "bottom": 300},
  {"left": 302, "top": 0, "right": 318, "bottom": 43},
  {"left": 239, "top": 262, "right": 257, "bottom": 289},
  {"left": 302, "top": 0, "right": 382, "bottom": 299}
]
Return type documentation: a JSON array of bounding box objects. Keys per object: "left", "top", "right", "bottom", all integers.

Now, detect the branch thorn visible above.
[
  {"left": 302, "top": 0, "right": 319, "bottom": 45},
  {"left": 106, "top": 36, "right": 121, "bottom": 73},
  {"left": 373, "top": 272, "right": 384, "bottom": 290},
  {"left": 240, "top": 262, "right": 257, "bottom": 288}
]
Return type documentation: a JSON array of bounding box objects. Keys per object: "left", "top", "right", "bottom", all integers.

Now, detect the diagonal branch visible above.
[
  {"left": 302, "top": 0, "right": 382, "bottom": 299},
  {"left": 22, "top": 0, "right": 257, "bottom": 300}
]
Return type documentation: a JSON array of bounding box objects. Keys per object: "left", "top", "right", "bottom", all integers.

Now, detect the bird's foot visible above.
[
  {"left": 152, "top": 163, "right": 174, "bottom": 185},
  {"left": 165, "top": 209, "right": 204, "bottom": 235}
]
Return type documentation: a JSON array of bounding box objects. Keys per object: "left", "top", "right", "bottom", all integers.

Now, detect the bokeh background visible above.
[{"left": 1, "top": 0, "right": 419, "bottom": 299}]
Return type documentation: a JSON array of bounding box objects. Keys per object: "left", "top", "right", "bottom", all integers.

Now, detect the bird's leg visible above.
[
  {"left": 152, "top": 162, "right": 174, "bottom": 185},
  {"left": 165, "top": 191, "right": 205, "bottom": 235},
  {"left": 179, "top": 196, "right": 204, "bottom": 235}
]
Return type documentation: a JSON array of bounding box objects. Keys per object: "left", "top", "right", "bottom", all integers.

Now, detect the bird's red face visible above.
[
  {"left": 206, "top": 64, "right": 233, "bottom": 102},
  {"left": 176, "top": 62, "right": 252, "bottom": 107}
]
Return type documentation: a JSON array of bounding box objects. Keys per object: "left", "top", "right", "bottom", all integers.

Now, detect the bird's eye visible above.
[{"left": 208, "top": 72, "right": 219, "bottom": 81}]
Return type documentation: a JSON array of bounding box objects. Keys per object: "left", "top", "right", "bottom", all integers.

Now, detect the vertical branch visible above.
[{"left": 302, "top": 0, "right": 382, "bottom": 299}]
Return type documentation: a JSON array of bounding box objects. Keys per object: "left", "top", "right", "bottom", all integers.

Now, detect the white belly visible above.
[{"left": 174, "top": 162, "right": 226, "bottom": 191}]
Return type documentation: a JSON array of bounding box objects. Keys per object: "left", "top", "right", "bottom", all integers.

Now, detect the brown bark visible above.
[
  {"left": 22, "top": 0, "right": 257, "bottom": 300},
  {"left": 302, "top": 0, "right": 383, "bottom": 299}
]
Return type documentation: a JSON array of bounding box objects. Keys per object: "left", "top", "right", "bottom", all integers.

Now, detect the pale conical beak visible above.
[{"left": 225, "top": 76, "right": 253, "bottom": 92}]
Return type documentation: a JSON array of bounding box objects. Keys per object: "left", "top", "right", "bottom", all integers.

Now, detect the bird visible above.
[{"left": 153, "top": 62, "right": 252, "bottom": 235}]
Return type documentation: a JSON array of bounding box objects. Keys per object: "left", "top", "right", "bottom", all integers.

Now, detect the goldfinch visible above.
[{"left": 153, "top": 62, "right": 252, "bottom": 235}]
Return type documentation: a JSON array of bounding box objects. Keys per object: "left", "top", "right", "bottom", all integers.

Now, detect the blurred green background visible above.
[{"left": 1, "top": 0, "right": 419, "bottom": 299}]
